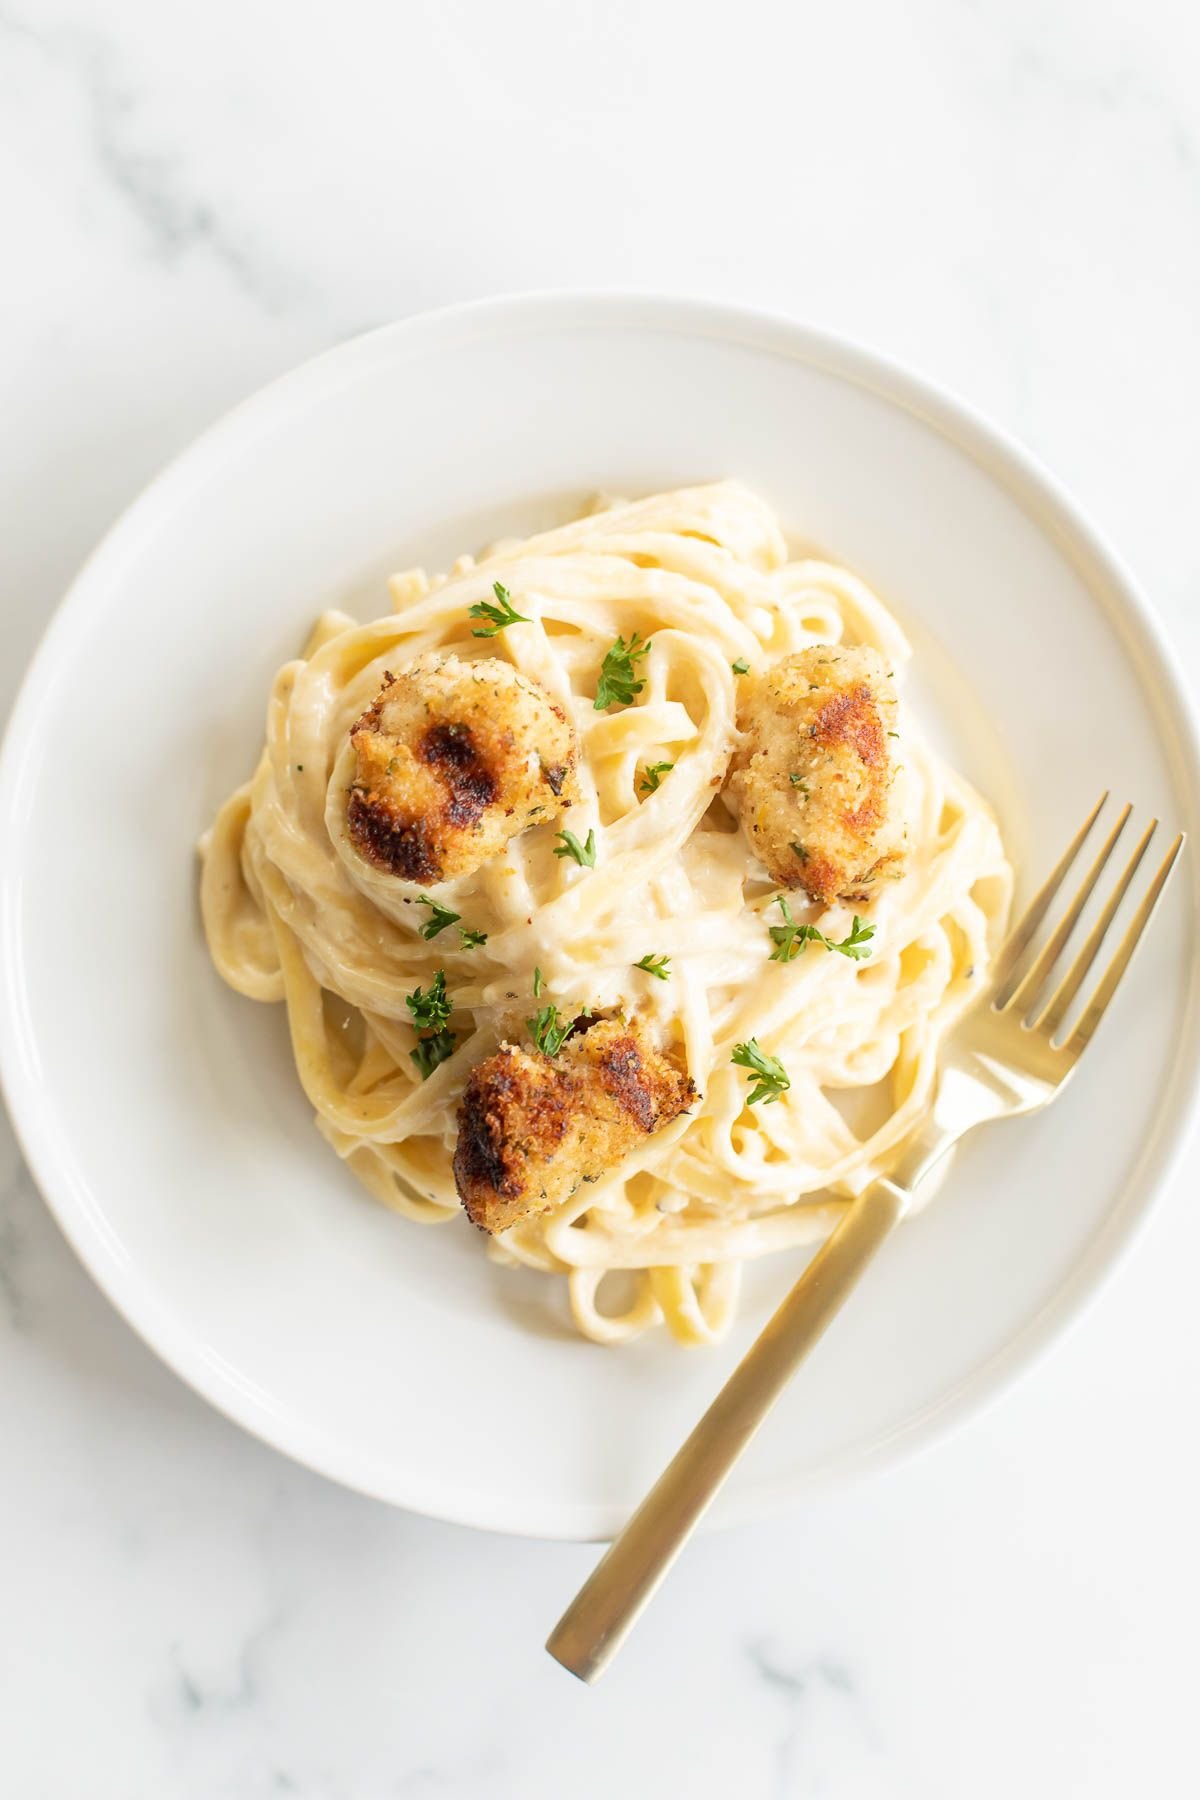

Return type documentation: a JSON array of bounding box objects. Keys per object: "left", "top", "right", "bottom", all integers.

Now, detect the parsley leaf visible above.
[
  {"left": 634, "top": 953, "right": 671, "bottom": 981},
  {"left": 594, "top": 632, "right": 651, "bottom": 710},
  {"left": 410, "top": 1029, "right": 457, "bottom": 1079},
  {"left": 416, "top": 896, "right": 461, "bottom": 940},
  {"left": 533, "top": 966, "right": 545, "bottom": 998},
  {"left": 768, "top": 896, "right": 876, "bottom": 964},
  {"left": 526, "top": 1003, "right": 571, "bottom": 1058},
  {"left": 731, "top": 1038, "right": 791, "bottom": 1105},
  {"left": 553, "top": 826, "right": 597, "bottom": 867},
  {"left": 458, "top": 926, "right": 488, "bottom": 949},
  {"left": 405, "top": 969, "right": 451, "bottom": 1033},
  {"left": 768, "top": 895, "right": 819, "bottom": 964},
  {"left": 830, "top": 915, "right": 876, "bottom": 959},
  {"left": 639, "top": 760, "right": 674, "bottom": 795},
  {"left": 469, "top": 580, "right": 530, "bottom": 638},
  {"left": 732, "top": 657, "right": 750, "bottom": 675},
  {"left": 406, "top": 970, "right": 457, "bottom": 1080},
  {"left": 789, "top": 774, "right": 810, "bottom": 796}
]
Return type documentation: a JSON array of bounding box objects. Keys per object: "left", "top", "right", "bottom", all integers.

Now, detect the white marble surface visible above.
[{"left": 3, "top": 1, "right": 1200, "bottom": 1793}]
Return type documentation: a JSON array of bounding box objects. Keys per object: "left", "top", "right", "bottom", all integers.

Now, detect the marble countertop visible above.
[{"left": 4, "top": 2, "right": 1200, "bottom": 1794}]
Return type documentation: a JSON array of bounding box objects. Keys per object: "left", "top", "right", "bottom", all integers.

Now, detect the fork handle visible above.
[{"left": 545, "top": 1176, "right": 909, "bottom": 1683}]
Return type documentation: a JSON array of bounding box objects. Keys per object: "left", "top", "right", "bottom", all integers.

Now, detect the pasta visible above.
[{"left": 200, "top": 483, "right": 1012, "bottom": 1346}]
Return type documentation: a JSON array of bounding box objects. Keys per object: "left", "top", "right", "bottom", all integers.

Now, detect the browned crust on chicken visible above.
[
  {"left": 347, "top": 653, "right": 578, "bottom": 884},
  {"left": 453, "top": 1018, "right": 696, "bottom": 1234},
  {"left": 727, "top": 644, "right": 903, "bottom": 903}
]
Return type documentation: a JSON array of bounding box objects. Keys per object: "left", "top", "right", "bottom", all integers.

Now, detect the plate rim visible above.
[{"left": 3, "top": 289, "right": 1199, "bottom": 1540}]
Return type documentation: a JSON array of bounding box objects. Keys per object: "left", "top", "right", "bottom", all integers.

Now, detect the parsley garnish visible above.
[
  {"left": 789, "top": 774, "right": 810, "bottom": 796},
  {"left": 791, "top": 842, "right": 810, "bottom": 863},
  {"left": 731, "top": 1039, "right": 791, "bottom": 1105},
  {"left": 768, "top": 896, "right": 876, "bottom": 964},
  {"left": 533, "top": 966, "right": 545, "bottom": 997},
  {"left": 553, "top": 826, "right": 597, "bottom": 867},
  {"left": 416, "top": 896, "right": 461, "bottom": 940},
  {"left": 410, "top": 1029, "right": 457, "bottom": 1079},
  {"left": 639, "top": 761, "right": 674, "bottom": 794},
  {"left": 594, "top": 632, "right": 651, "bottom": 710},
  {"left": 829, "top": 915, "right": 876, "bottom": 959},
  {"left": 405, "top": 969, "right": 451, "bottom": 1033},
  {"left": 469, "top": 580, "right": 530, "bottom": 638},
  {"left": 732, "top": 657, "right": 750, "bottom": 675},
  {"left": 527, "top": 1003, "right": 571, "bottom": 1058},
  {"left": 634, "top": 953, "right": 671, "bottom": 981},
  {"left": 458, "top": 926, "right": 488, "bottom": 949}
]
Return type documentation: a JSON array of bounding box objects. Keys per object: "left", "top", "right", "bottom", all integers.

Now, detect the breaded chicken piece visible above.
[
  {"left": 728, "top": 645, "right": 903, "bottom": 903},
  {"left": 453, "top": 1018, "right": 696, "bottom": 1234},
  {"left": 347, "top": 653, "right": 578, "bottom": 884}
]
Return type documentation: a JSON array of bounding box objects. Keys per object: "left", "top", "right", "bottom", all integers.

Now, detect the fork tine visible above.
[
  {"left": 1004, "top": 803, "right": 1133, "bottom": 1017},
  {"left": 1032, "top": 819, "right": 1157, "bottom": 1036},
  {"left": 1065, "top": 833, "right": 1186, "bottom": 1054},
  {"left": 991, "top": 792, "right": 1108, "bottom": 999}
]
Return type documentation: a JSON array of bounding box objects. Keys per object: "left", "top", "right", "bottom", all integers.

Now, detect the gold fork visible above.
[{"left": 547, "top": 794, "right": 1185, "bottom": 1684}]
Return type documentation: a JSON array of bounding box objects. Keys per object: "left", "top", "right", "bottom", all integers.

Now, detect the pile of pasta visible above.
[{"left": 201, "top": 484, "right": 1011, "bottom": 1344}]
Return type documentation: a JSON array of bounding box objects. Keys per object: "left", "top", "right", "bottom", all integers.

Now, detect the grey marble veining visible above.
[
  {"left": 0, "top": 1138, "right": 31, "bottom": 1332},
  {"left": 746, "top": 1644, "right": 882, "bottom": 1800},
  {"left": 0, "top": 1, "right": 304, "bottom": 310},
  {"left": 3, "top": 1, "right": 1200, "bottom": 1795}
]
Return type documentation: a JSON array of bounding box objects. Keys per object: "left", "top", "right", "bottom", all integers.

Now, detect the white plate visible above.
[{"left": 2, "top": 295, "right": 1198, "bottom": 1541}]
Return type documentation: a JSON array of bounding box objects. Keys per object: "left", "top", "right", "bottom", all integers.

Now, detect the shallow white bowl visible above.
[{"left": 2, "top": 294, "right": 1198, "bottom": 1540}]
